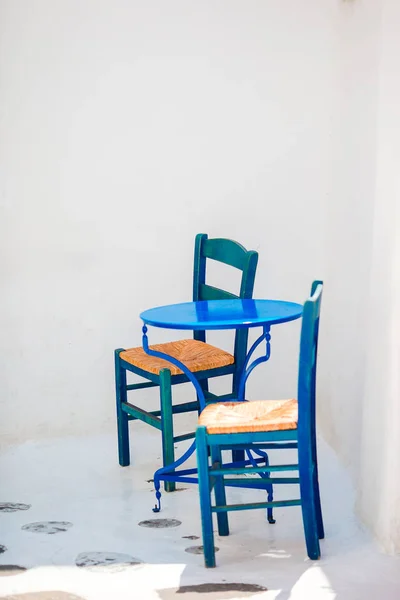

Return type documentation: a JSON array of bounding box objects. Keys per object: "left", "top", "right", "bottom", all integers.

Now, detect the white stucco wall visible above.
[
  {"left": 318, "top": 0, "right": 381, "bottom": 477},
  {"left": 356, "top": 0, "right": 400, "bottom": 553},
  {"left": 0, "top": 0, "right": 335, "bottom": 444},
  {"left": 319, "top": 0, "right": 400, "bottom": 553}
]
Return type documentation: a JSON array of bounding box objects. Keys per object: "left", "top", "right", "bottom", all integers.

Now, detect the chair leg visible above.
[
  {"left": 211, "top": 446, "right": 229, "bottom": 536},
  {"left": 311, "top": 434, "right": 325, "bottom": 539},
  {"left": 196, "top": 427, "right": 216, "bottom": 568},
  {"left": 231, "top": 374, "right": 245, "bottom": 463},
  {"left": 232, "top": 448, "right": 245, "bottom": 463},
  {"left": 298, "top": 444, "right": 320, "bottom": 560},
  {"left": 264, "top": 452, "right": 275, "bottom": 525},
  {"left": 198, "top": 379, "right": 209, "bottom": 411},
  {"left": 247, "top": 448, "right": 275, "bottom": 524},
  {"left": 310, "top": 375, "right": 324, "bottom": 539},
  {"left": 313, "top": 469, "right": 324, "bottom": 539},
  {"left": 159, "top": 369, "right": 175, "bottom": 492},
  {"left": 115, "top": 350, "right": 130, "bottom": 467}
]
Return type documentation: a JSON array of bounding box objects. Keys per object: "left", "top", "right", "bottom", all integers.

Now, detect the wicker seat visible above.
[
  {"left": 198, "top": 398, "right": 298, "bottom": 434},
  {"left": 120, "top": 339, "right": 234, "bottom": 376}
]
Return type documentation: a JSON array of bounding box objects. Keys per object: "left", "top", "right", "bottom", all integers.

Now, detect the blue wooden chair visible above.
[
  {"left": 195, "top": 281, "right": 324, "bottom": 567},
  {"left": 115, "top": 234, "right": 258, "bottom": 491}
]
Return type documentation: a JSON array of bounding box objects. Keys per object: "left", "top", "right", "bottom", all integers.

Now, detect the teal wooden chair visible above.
[
  {"left": 195, "top": 281, "right": 324, "bottom": 567},
  {"left": 115, "top": 234, "right": 258, "bottom": 491}
]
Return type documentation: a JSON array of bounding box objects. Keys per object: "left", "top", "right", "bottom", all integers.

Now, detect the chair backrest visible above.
[
  {"left": 192, "top": 233, "right": 259, "bottom": 392},
  {"left": 297, "top": 280, "right": 324, "bottom": 439}
]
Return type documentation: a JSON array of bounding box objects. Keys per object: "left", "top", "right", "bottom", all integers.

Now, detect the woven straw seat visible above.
[
  {"left": 198, "top": 399, "right": 298, "bottom": 434},
  {"left": 119, "top": 339, "right": 234, "bottom": 376}
]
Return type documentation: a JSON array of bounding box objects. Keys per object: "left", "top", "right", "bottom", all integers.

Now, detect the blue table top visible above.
[{"left": 140, "top": 299, "right": 303, "bottom": 331}]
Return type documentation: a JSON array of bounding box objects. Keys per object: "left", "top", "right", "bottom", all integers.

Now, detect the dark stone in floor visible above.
[
  {"left": 0, "top": 503, "right": 31, "bottom": 513},
  {"left": 138, "top": 518, "right": 181, "bottom": 528},
  {"left": 0, "top": 545, "right": 7, "bottom": 554},
  {"left": 182, "top": 535, "right": 199, "bottom": 540},
  {"left": 176, "top": 583, "right": 268, "bottom": 594},
  {"left": 184, "top": 545, "right": 219, "bottom": 555},
  {"left": 21, "top": 521, "right": 72, "bottom": 534},
  {"left": 157, "top": 582, "right": 268, "bottom": 599},
  {"left": 0, "top": 593, "right": 85, "bottom": 599},
  {"left": 75, "top": 551, "right": 142, "bottom": 572},
  {"left": 0, "top": 565, "right": 27, "bottom": 577}
]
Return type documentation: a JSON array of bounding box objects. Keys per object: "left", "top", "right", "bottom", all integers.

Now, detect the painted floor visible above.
[{"left": 1, "top": 424, "right": 400, "bottom": 600}]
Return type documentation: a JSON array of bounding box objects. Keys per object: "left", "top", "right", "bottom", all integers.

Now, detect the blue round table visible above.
[
  {"left": 140, "top": 298, "right": 303, "bottom": 512},
  {"left": 141, "top": 299, "right": 303, "bottom": 331}
]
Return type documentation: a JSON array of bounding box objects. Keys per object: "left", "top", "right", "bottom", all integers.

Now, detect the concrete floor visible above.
[{"left": 1, "top": 424, "right": 399, "bottom": 600}]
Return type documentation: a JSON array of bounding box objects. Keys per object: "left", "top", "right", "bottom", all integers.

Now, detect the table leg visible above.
[
  {"left": 233, "top": 326, "right": 271, "bottom": 462},
  {"left": 142, "top": 325, "right": 207, "bottom": 511},
  {"left": 142, "top": 324, "right": 276, "bottom": 514},
  {"left": 236, "top": 326, "right": 276, "bottom": 521},
  {"left": 237, "top": 325, "right": 271, "bottom": 401}
]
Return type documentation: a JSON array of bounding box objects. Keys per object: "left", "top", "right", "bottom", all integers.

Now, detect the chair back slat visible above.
[
  {"left": 202, "top": 238, "right": 249, "bottom": 271},
  {"left": 192, "top": 234, "right": 259, "bottom": 386},
  {"left": 198, "top": 284, "right": 238, "bottom": 302}
]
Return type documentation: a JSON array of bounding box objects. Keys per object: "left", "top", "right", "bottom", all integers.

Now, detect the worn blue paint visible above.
[
  {"left": 195, "top": 282, "right": 324, "bottom": 566},
  {"left": 114, "top": 234, "right": 259, "bottom": 479}
]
